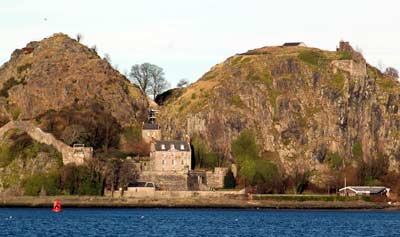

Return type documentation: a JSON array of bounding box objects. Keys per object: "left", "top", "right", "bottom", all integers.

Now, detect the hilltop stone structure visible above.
[{"left": 331, "top": 40, "right": 367, "bottom": 77}]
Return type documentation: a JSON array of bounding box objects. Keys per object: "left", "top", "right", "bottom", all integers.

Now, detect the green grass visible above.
[
  {"left": 230, "top": 56, "right": 243, "bottom": 66},
  {"left": 328, "top": 72, "right": 345, "bottom": 92},
  {"left": 11, "top": 107, "right": 21, "bottom": 120},
  {"left": 338, "top": 51, "right": 352, "bottom": 60},
  {"left": 202, "top": 71, "right": 217, "bottom": 81},
  {"left": 298, "top": 51, "right": 327, "bottom": 66},
  {"left": 376, "top": 78, "right": 396, "bottom": 90}
]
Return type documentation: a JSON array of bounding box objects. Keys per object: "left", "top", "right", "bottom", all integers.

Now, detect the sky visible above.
[{"left": 0, "top": 0, "right": 399, "bottom": 86}]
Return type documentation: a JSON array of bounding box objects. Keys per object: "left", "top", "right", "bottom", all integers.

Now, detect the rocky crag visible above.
[
  {"left": 158, "top": 42, "right": 400, "bottom": 189},
  {"left": 0, "top": 33, "right": 148, "bottom": 194},
  {"left": 0, "top": 33, "right": 147, "bottom": 126}
]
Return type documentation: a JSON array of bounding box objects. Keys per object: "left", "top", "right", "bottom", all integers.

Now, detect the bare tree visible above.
[
  {"left": 177, "top": 78, "right": 189, "bottom": 88},
  {"left": 103, "top": 53, "right": 111, "bottom": 63},
  {"left": 149, "top": 64, "right": 169, "bottom": 99},
  {"left": 76, "top": 33, "right": 83, "bottom": 42},
  {"left": 384, "top": 67, "right": 399, "bottom": 79},
  {"left": 129, "top": 63, "right": 169, "bottom": 98},
  {"left": 129, "top": 63, "right": 153, "bottom": 95},
  {"left": 91, "top": 45, "right": 98, "bottom": 54},
  {"left": 60, "top": 124, "right": 88, "bottom": 145}
]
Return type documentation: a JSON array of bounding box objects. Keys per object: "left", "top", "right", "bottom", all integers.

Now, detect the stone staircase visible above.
[{"left": 0, "top": 120, "right": 91, "bottom": 165}]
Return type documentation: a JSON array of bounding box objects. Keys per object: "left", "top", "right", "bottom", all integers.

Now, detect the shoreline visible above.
[{"left": 0, "top": 196, "right": 396, "bottom": 210}]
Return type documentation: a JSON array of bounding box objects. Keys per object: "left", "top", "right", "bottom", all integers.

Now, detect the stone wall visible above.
[
  {"left": 0, "top": 120, "right": 91, "bottom": 165},
  {"left": 206, "top": 167, "right": 228, "bottom": 189},
  {"left": 125, "top": 186, "right": 156, "bottom": 198},
  {"left": 113, "top": 189, "right": 246, "bottom": 198},
  {"left": 139, "top": 171, "right": 189, "bottom": 190},
  {"left": 331, "top": 60, "right": 367, "bottom": 77}
]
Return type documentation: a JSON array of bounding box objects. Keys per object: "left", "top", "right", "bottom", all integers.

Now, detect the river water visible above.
[{"left": 0, "top": 208, "right": 399, "bottom": 236}]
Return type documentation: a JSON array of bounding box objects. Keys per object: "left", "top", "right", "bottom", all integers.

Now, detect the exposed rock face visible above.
[
  {"left": 159, "top": 43, "right": 400, "bottom": 186},
  {"left": 0, "top": 33, "right": 147, "bottom": 126}
]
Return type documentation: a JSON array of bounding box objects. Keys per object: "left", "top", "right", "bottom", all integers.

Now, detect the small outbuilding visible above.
[
  {"left": 339, "top": 186, "right": 390, "bottom": 197},
  {"left": 283, "top": 42, "right": 307, "bottom": 47}
]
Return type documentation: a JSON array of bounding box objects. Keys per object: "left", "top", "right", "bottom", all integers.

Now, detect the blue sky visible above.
[{"left": 1, "top": 0, "right": 399, "bottom": 86}]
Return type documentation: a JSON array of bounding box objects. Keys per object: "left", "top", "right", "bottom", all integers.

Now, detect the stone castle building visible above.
[
  {"left": 134, "top": 109, "right": 227, "bottom": 191},
  {"left": 150, "top": 140, "right": 191, "bottom": 172}
]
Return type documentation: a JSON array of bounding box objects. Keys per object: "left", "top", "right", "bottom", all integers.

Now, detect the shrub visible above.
[
  {"left": 231, "top": 130, "right": 282, "bottom": 192},
  {"left": 17, "top": 63, "right": 32, "bottom": 73},
  {"left": 0, "top": 77, "right": 21, "bottom": 98},
  {"left": 339, "top": 51, "right": 352, "bottom": 60},
  {"left": 23, "top": 171, "right": 61, "bottom": 196},
  {"left": 39, "top": 102, "right": 121, "bottom": 151},
  {"left": 325, "top": 152, "right": 343, "bottom": 171},
  {"left": 231, "top": 130, "right": 259, "bottom": 164},
  {"left": 356, "top": 154, "right": 389, "bottom": 185},
  {"left": 231, "top": 95, "right": 242, "bottom": 107},
  {"left": 191, "top": 134, "right": 222, "bottom": 169},
  {"left": 60, "top": 164, "right": 103, "bottom": 195},
  {"left": 0, "top": 145, "right": 13, "bottom": 167}
]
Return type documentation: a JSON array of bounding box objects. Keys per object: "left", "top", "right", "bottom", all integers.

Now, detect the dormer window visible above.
[
  {"left": 161, "top": 144, "right": 165, "bottom": 150},
  {"left": 171, "top": 144, "right": 175, "bottom": 150},
  {"left": 180, "top": 144, "right": 185, "bottom": 150}
]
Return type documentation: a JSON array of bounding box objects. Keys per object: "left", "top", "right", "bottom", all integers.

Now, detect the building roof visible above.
[
  {"left": 339, "top": 186, "right": 389, "bottom": 194},
  {"left": 143, "top": 123, "right": 160, "bottom": 130},
  {"left": 154, "top": 140, "right": 191, "bottom": 152},
  {"left": 283, "top": 42, "right": 306, "bottom": 47}
]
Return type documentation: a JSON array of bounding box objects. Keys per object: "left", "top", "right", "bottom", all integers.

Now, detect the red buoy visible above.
[{"left": 52, "top": 200, "right": 62, "bottom": 212}]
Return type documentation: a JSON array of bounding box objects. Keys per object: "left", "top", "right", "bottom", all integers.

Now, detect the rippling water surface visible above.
[{"left": 0, "top": 208, "right": 399, "bottom": 236}]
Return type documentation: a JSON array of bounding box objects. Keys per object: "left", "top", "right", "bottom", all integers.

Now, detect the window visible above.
[
  {"left": 172, "top": 160, "right": 176, "bottom": 166},
  {"left": 161, "top": 144, "right": 165, "bottom": 150},
  {"left": 162, "top": 160, "right": 166, "bottom": 165},
  {"left": 171, "top": 144, "right": 175, "bottom": 150},
  {"left": 181, "top": 160, "right": 184, "bottom": 165},
  {"left": 180, "top": 144, "right": 185, "bottom": 150},
  {"left": 147, "top": 132, "right": 150, "bottom": 136}
]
